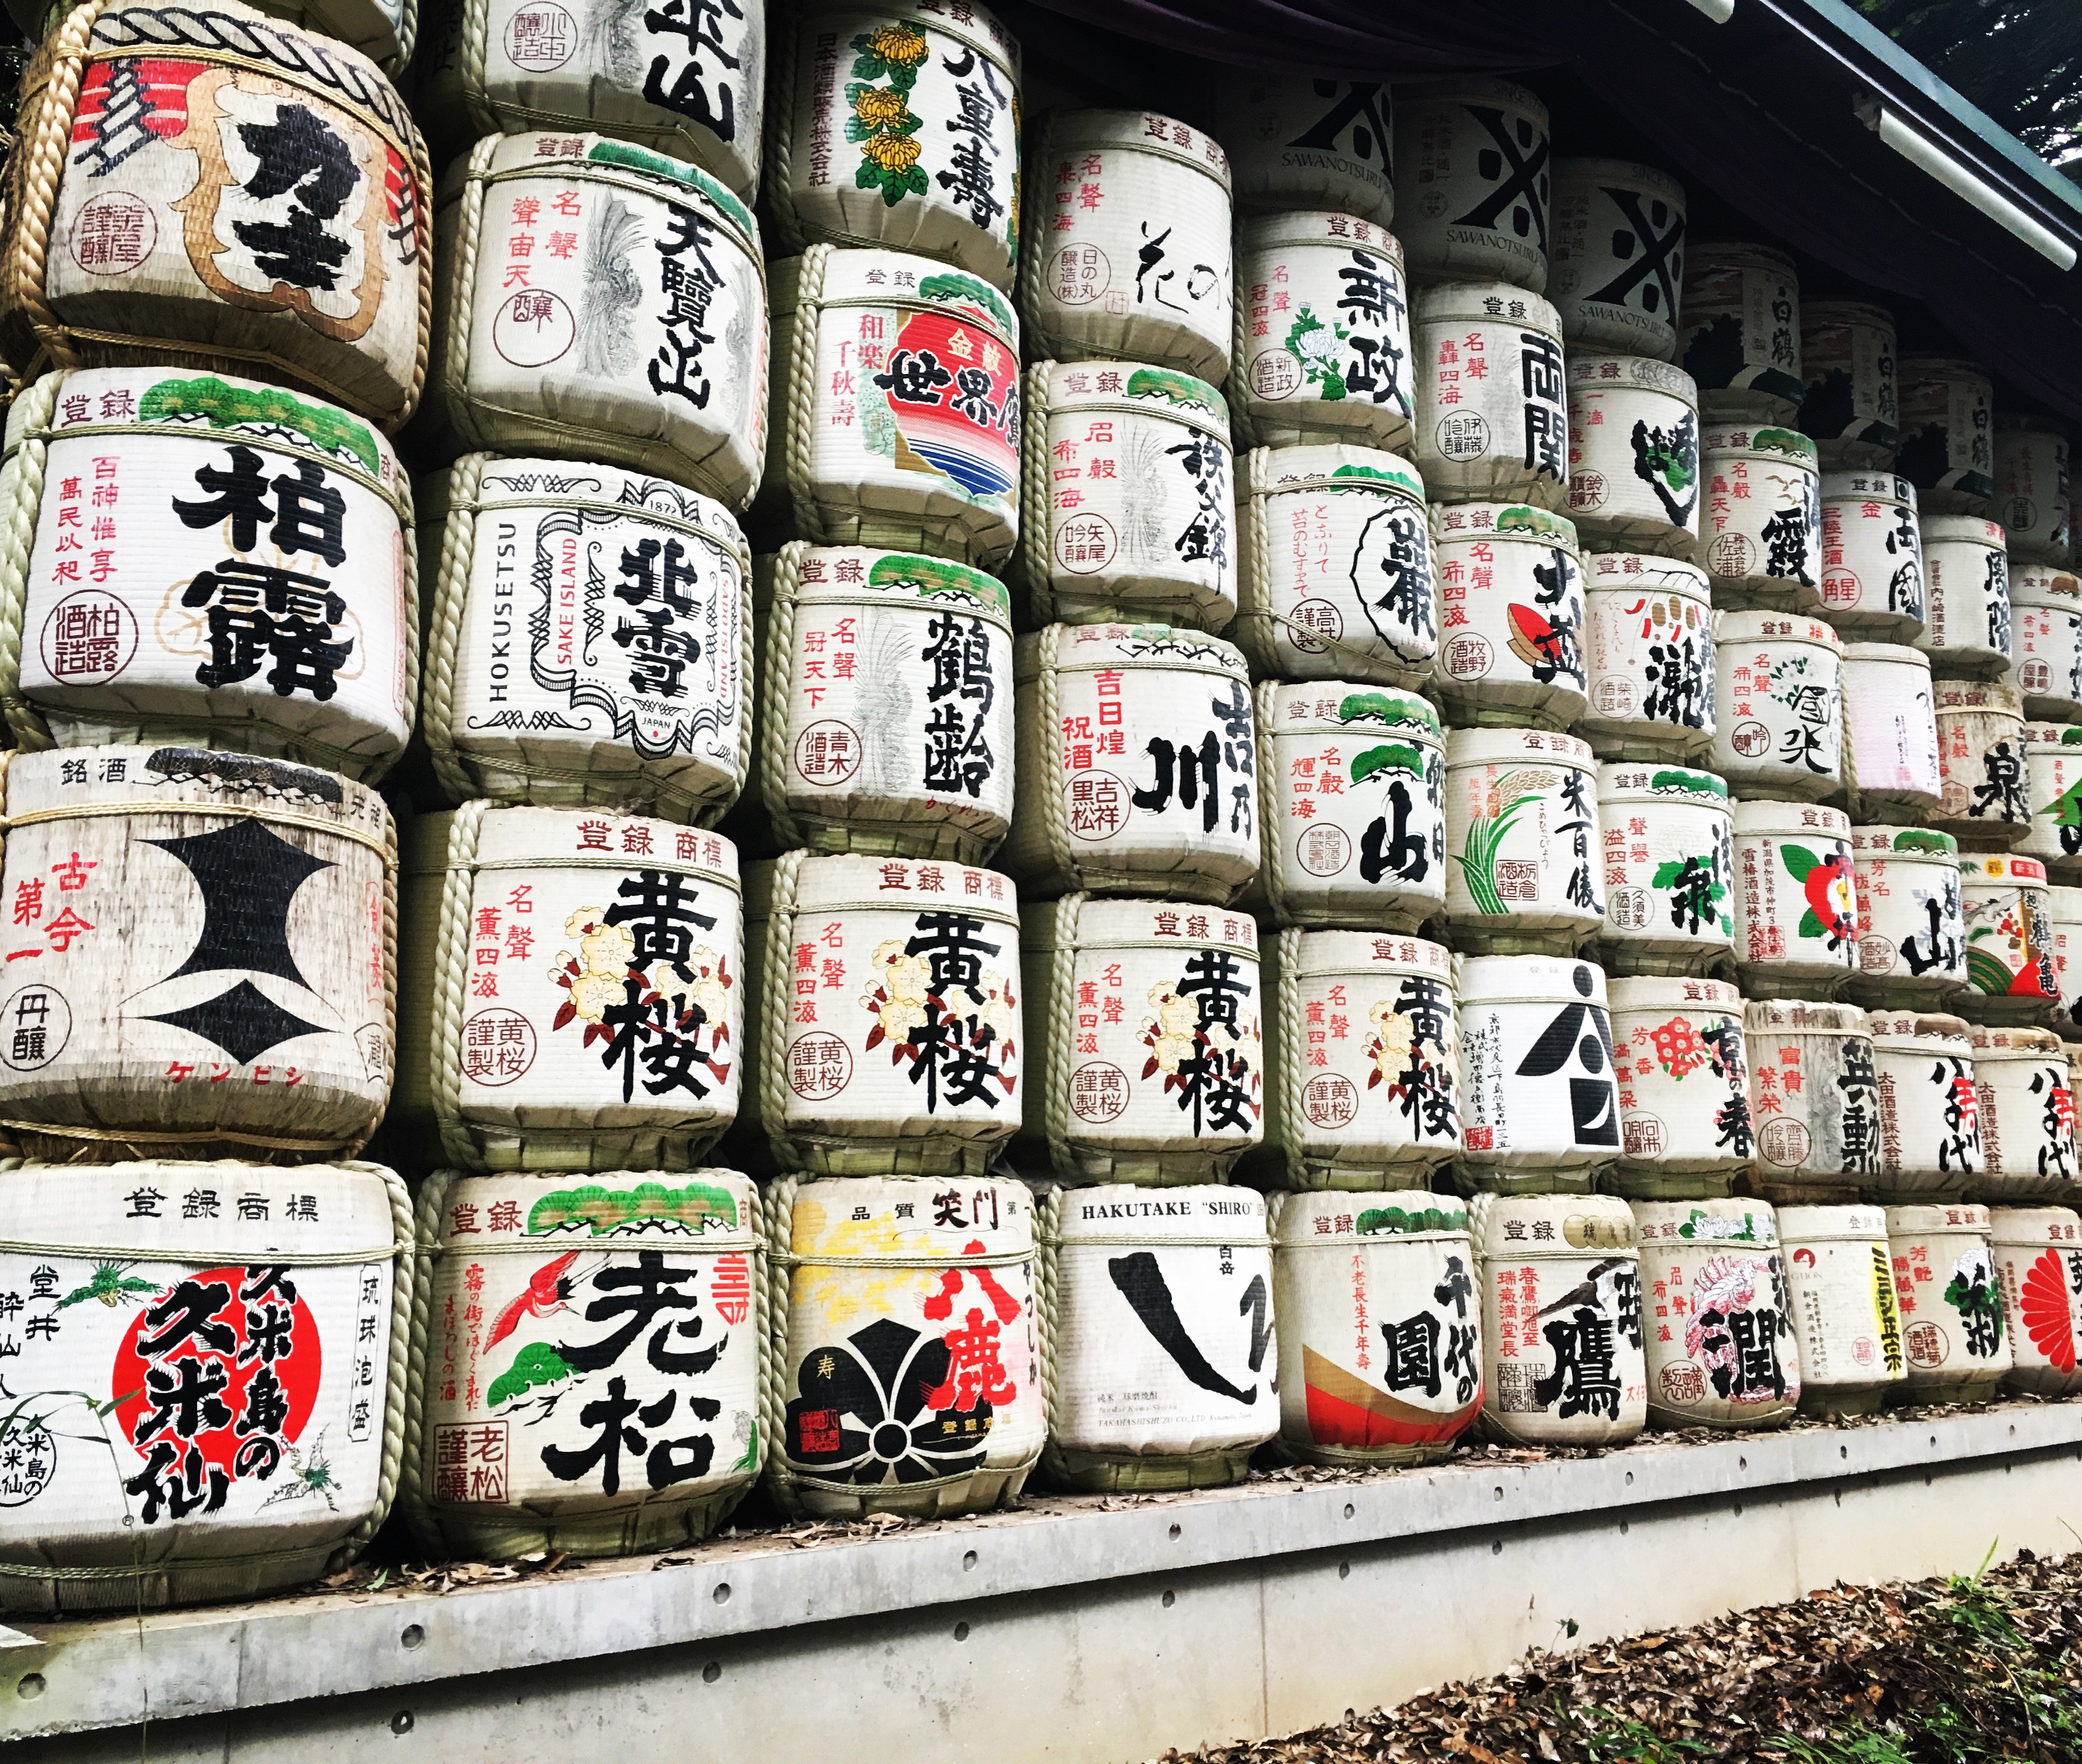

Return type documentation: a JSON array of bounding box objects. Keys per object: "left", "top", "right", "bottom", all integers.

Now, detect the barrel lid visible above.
[
  {"left": 1742, "top": 998, "right": 1868, "bottom": 1035},
  {"left": 1287, "top": 929, "right": 1451, "bottom": 982},
  {"left": 1934, "top": 680, "right": 2025, "bottom": 717},
  {"left": 1597, "top": 763, "right": 1728, "bottom": 807},
  {"left": 1475, "top": 1193, "right": 1633, "bottom": 1256},
  {"left": 1884, "top": 1201, "right": 1991, "bottom": 1236},
  {"left": 1413, "top": 282, "right": 1562, "bottom": 336},
  {"left": 776, "top": 545, "right": 1012, "bottom": 624},
  {"left": 1699, "top": 426, "right": 1817, "bottom": 467},
  {"left": 1262, "top": 682, "right": 1443, "bottom": 742},
  {"left": 1802, "top": 299, "right": 1896, "bottom": 330},
  {"left": 1395, "top": 75, "right": 1546, "bottom": 114},
  {"left": 790, "top": 1175, "right": 1034, "bottom": 1252},
  {"left": 5, "top": 745, "right": 391, "bottom": 847},
  {"left": 1819, "top": 471, "right": 1916, "bottom": 505},
  {"left": 1552, "top": 157, "right": 1684, "bottom": 202},
  {"left": 1566, "top": 356, "right": 1697, "bottom": 404},
  {"left": 1630, "top": 1196, "right": 1779, "bottom": 1247},
  {"left": 438, "top": 1167, "right": 759, "bottom": 1246},
  {"left": 1584, "top": 553, "right": 1710, "bottom": 595},
  {"left": 1966, "top": 1023, "right": 2067, "bottom": 1058},
  {"left": 1041, "top": 360, "right": 1227, "bottom": 430},
  {"left": 1607, "top": 974, "right": 1741, "bottom": 1014},
  {"left": 1447, "top": 727, "right": 1594, "bottom": 769},
  {"left": 1685, "top": 240, "right": 1797, "bottom": 276},
  {"left": 447, "top": 807, "right": 740, "bottom": 890},
  {"left": 1988, "top": 1205, "right": 2082, "bottom": 1244},
  {"left": 1015, "top": 622, "right": 1249, "bottom": 682},
  {"left": 1959, "top": 851, "right": 2049, "bottom": 889},
  {"left": 1731, "top": 799, "right": 1849, "bottom": 839},
  {"left": 1456, "top": 953, "right": 1609, "bottom": 1008},
  {"left": 1847, "top": 825, "right": 1956, "bottom": 857},
  {"left": 1035, "top": 108, "right": 1231, "bottom": 191},
  {"left": 1433, "top": 501, "right": 1580, "bottom": 550},
  {"left": 0, "top": 1159, "right": 398, "bottom": 1257},
  {"left": 1055, "top": 1184, "right": 1268, "bottom": 1244},
  {"left": 1840, "top": 640, "right": 1930, "bottom": 667},
  {"left": 1716, "top": 608, "right": 1839, "bottom": 649},
  {"left": 785, "top": 853, "right": 1020, "bottom": 923},
  {"left": 2008, "top": 565, "right": 2082, "bottom": 604},
  {"left": 475, "top": 132, "right": 758, "bottom": 256},
  {"left": 1236, "top": 211, "right": 1405, "bottom": 264},
  {"left": 1776, "top": 1203, "right": 1887, "bottom": 1240},
  {"left": 783, "top": 247, "right": 1016, "bottom": 342},
  {"left": 796, "top": 0, "right": 1021, "bottom": 75},
  {"left": 1274, "top": 1189, "right": 1469, "bottom": 1246},
  {"left": 1921, "top": 514, "right": 2006, "bottom": 547},
  {"left": 1023, "top": 896, "right": 1261, "bottom": 954},
  {"left": 1866, "top": 1010, "right": 1972, "bottom": 1055},
  {"left": 1244, "top": 444, "right": 1425, "bottom": 505}
]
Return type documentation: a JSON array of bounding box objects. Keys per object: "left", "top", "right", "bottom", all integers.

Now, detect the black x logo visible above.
[
  {"left": 1454, "top": 104, "right": 1550, "bottom": 248},
  {"left": 1290, "top": 80, "right": 1393, "bottom": 174},
  {"left": 1585, "top": 187, "right": 1687, "bottom": 318}
]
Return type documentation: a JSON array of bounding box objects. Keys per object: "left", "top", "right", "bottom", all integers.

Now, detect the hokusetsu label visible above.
[
  {"left": 421, "top": 1172, "right": 759, "bottom": 1514},
  {"left": 0, "top": 1167, "right": 397, "bottom": 1571},
  {"left": 9, "top": 369, "right": 409, "bottom": 770},
  {"left": 37, "top": 4, "right": 426, "bottom": 417}
]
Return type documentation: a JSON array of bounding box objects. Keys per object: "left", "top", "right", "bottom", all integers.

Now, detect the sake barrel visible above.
[
  {"left": 1041, "top": 1185, "right": 1276, "bottom": 1490},
  {"left": 1596, "top": 765, "right": 1733, "bottom": 977},
  {"left": 1957, "top": 851, "right": 2057, "bottom": 1023},
  {"left": 1798, "top": 300, "right": 1899, "bottom": 469},
  {"left": 1841, "top": 644, "right": 1941, "bottom": 818},
  {"left": 2007, "top": 566, "right": 2082, "bottom": 720},
  {"left": 427, "top": 132, "right": 767, "bottom": 511},
  {"left": 1411, "top": 283, "right": 1569, "bottom": 512},
  {"left": 425, "top": 0, "right": 763, "bottom": 197},
  {"left": 0, "top": 0, "right": 431, "bottom": 431},
  {"left": 1776, "top": 1204, "right": 1905, "bottom": 1415},
  {"left": 1390, "top": 80, "right": 1550, "bottom": 292},
  {"left": 1564, "top": 356, "right": 1700, "bottom": 558},
  {"left": 1432, "top": 501, "right": 1585, "bottom": 729},
  {"left": 1607, "top": 977, "right": 1753, "bottom": 1198},
  {"left": 1003, "top": 624, "right": 1259, "bottom": 904},
  {"left": 401, "top": 1167, "right": 762, "bottom": 1561},
  {"left": 1233, "top": 444, "right": 1437, "bottom": 687},
  {"left": 0, "top": 747, "right": 392, "bottom": 1163},
  {"left": 748, "top": 542, "right": 1012, "bottom": 863},
  {"left": 1712, "top": 612, "right": 1842, "bottom": 801},
  {"left": 1896, "top": 355, "right": 1994, "bottom": 516},
  {"left": 1996, "top": 416, "right": 2071, "bottom": 566},
  {"left": 1865, "top": 1012, "right": 1981, "bottom": 1198},
  {"left": 1257, "top": 929, "right": 1460, "bottom": 1189},
  {"left": 1230, "top": 212, "right": 1413, "bottom": 454},
  {"left": 1884, "top": 1202, "right": 2010, "bottom": 1402},
  {"left": 1848, "top": 825, "right": 1967, "bottom": 1006},
  {"left": 738, "top": 852, "right": 1017, "bottom": 1176},
  {"left": 1271, "top": 1189, "right": 1482, "bottom": 1465},
  {"left": 0, "top": 1159, "right": 407, "bottom": 1613},
  {"left": 2049, "top": 884, "right": 2082, "bottom": 1040},
  {"left": 1969, "top": 1026, "right": 2078, "bottom": 1205},
  {"left": 1016, "top": 361, "right": 1234, "bottom": 631},
  {"left": 1730, "top": 800, "right": 1857, "bottom": 995},
  {"left": 1678, "top": 243, "right": 1802, "bottom": 424},
  {"left": 419, "top": 454, "right": 747, "bottom": 822},
  {"left": 1700, "top": 426, "right": 1822, "bottom": 611},
  {"left": 1216, "top": 73, "right": 1395, "bottom": 225},
  {"left": 1631, "top": 1198, "right": 1798, "bottom": 1428},
  {"left": 1818, "top": 472, "right": 1923, "bottom": 640},
  {"left": 1472, "top": 1193, "right": 1645, "bottom": 1448},
  {"left": 1250, "top": 681, "right": 1446, "bottom": 932},
  {"left": 396, "top": 806, "right": 740, "bottom": 1171},
  {"left": 1919, "top": 516, "right": 2012, "bottom": 680},
  {"left": 768, "top": 0, "right": 1020, "bottom": 287},
  {"left": 1989, "top": 1206, "right": 2082, "bottom": 1394},
  {"left": 765, "top": 1174, "right": 1041, "bottom": 1517},
  {"left": 1018, "top": 109, "right": 1233, "bottom": 383},
  {"left": 2020, "top": 723, "right": 2082, "bottom": 876},
  {"left": 0, "top": 367, "right": 414, "bottom": 783},
  {"left": 763, "top": 246, "right": 1018, "bottom": 568},
  {"left": 1454, "top": 954, "right": 1621, "bottom": 1192},
  {"left": 1934, "top": 680, "right": 2029, "bottom": 843},
  {"left": 1021, "top": 895, "right": 1263, "bottom": 1185},
  {"left": 1578, "top": 554, "right": 1714, "bottom": 761},
  {"left": 1443, "top": 728, "right": 1603, "bottom": 954},
  {"left": 1745, "top": 1000, "right": 1878, "bottom": 1200},
  {"left": 1546, "top": 159, "right": 1685, "bottom": 362}
]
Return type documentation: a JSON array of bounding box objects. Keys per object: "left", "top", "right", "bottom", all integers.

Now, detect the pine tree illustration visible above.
[{"left": 74, "top": 58, "right": 156, "bottom": 177}]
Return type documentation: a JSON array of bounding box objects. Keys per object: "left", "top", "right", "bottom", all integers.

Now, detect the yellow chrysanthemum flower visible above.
[
  {"left": 852, "top": 86, "right": 909, "bottom": 128},
  {"left": 867, "top": 23, "right": 928, "bottom": 65},
  {"left": 865, "top": 133, "right": 922, "bottom": 173}
]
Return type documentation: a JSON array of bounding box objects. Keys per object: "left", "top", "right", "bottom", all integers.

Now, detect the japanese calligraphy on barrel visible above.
[
  {"left": 1713, "top": 612, "right": 1842, "bottom": 801},
  {"left": 1819, "top": 472, "right": 1922, "bottom": 640},
  {"left": 1744, "top": 1000, "right": 1877, "bottom": 1202},
  {"left": 1678, "top": 243, "right": 1802, "bottom": 425},
  {"left": 1564, "top": 356, "right": 1699, "bottom": 558},
  {"left": 1390, "top": 80, "right": 1549, "bottom": 292},
  {"left": 1443, "top": 728, "right": 1603, "bottom": 954},
  {"left": 1453, "top": 955, "right": 1621, "bottom": 1193},
  {"left": 1798, "top": 301, "right": 1898, "bottom": 470},
  {"left": 1776, "top": 1203, "right": 1905, "bottom": 1415},
  {"left": 1841, "top": 643, "right": 1941, "bottom": 818},
  {"left": 1969, "top": 1027, "right": 2078, "bottom": 1205},
  {"left": 2018, "top": 723, "right": 2082, "bottom": 877},
  {"left": 1866, "top": 1012, "right": 1981, "bottom": 1199},
  {"left": 1432, "top": 501, "right": 1585, "bottom": 730},
  {"left": 1596, "top": 766, "right": 1733, "bottom": 976},
  {"left": 1884, "top": 1202, "right": 2010, "bottom": 1401},
  {"left": 2007, "top": 566, "right": 2082, "bottom": 720},
  {"left": 2046, "top": 884, "right": 2082, "bottom": 1041},
  {"left": 1607, "top": 977, "right": 1752, "bottom": 1198},
  {"left": 1630, "top": 1198, "right": 1797, "bottom": 1429},
  {"left": 1700, "top": 427, "right": 1822, "bottom": 611},
  {"left": 1896, "top": 355, "right": 1994, "bottom": 516},
  {"left": 1919, "top": 516, "right": 2011, "bottom": 681},
  {"left": 1989, "top": 1206, "right": 2082, "bottom": 1394},
  {"left": 1957, "top": 850, "right": 2057, "bottom": 1023},
  {"left": 1848, "top": 826, "right": 1967, "bottom": 1007},
  {"left": 1934, "top": 680, "right": 2029, "bottom": 842},
  {"left": 1996, "top": 416, "right": 2070, "bottom": 566},
  {"left": 1579, "top": 554, "right": 1714, "bottom": 761},
  {"left": 1730, "top": 800, "right": 1857, "bottom": 996},
  {"left": 1412, "top": 283, "right": 1569, "bottom": 512}
]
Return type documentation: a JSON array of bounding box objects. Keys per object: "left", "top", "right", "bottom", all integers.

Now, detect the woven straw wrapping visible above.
[{"left": 0, "top": 0, "right": 433, "bottom": 430}]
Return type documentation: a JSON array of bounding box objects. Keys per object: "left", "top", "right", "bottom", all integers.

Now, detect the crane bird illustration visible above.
[{"left": 484, "top": 1251, "right": 583, "bottom": 1353}]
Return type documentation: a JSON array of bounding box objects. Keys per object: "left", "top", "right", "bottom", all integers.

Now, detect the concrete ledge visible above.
[{"left": 15, "top": 1399, "right": 2082, "bottom": 1755}]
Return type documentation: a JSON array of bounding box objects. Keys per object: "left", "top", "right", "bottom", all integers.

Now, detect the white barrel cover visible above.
[
  {"left": 1607, "top": 977, "right": 1752, "bottom": 1196},
  {"left": 2008, "top": 568, "right": 2082, "bottom": 721},
  {"left": 752, "top": 543, "right": 1013, "bottom": 863},
  {"left": 1432, "top": 501, "right": 1586, "bottom": 729},
  {"left": 1996, "top": 419, "right": 2072, "bottom": 566},
  {"left": 1776, "top": 1203, "right": 1905, "bottom": 1412},
  {"left": 1596, "top": 766, "right": 1734, "bottom": 977},
  {"left": 1818, "top": 471, "right": 1923, "bottom": 639},
  {"left": 1730, "top": 800, "right": 1859, "bottom": 991},
  {"left": 1455, "top": 954, "right": 1620, "bottom": 1189},
  {"left": 1678, "top": 244, "right": 1803, "bottom": 424},
  {"left": 1700, "top": 426, "right": 1822, "bottom": 611},
  {"left": 1798, "top": 300, "right": 1898, "bottom": 469},
  {"left": 1579, "top": 554, "right": 1714, "bottom": 760},
  {"left": 1547, "top": 159, "right": 1685, "bottom": 360},
  {"left": 1969, "top": 1026, "right": 2078, "bottom": 1204},
  {"left": 1865, "top": 1012, "right": 1981, "bottom": 1196},
  {"left": 1473, "top": 1192, "right": 1645, "bottom": 1448},
  {"left": 1271, "top": 1191, "right": 1481, "bottom": 1465},
  {"left": 2020, "top": 723, "right": 2082, "bottom": 875},
  {"left": 1044, "top": 1185, "right": 1277, "bottom": 1489},
  {"left": 1631, "top": 1197, "right": 1798, "bottom": 1429},
  {"left": 1412, "top": 284, "right": 1568, "bottom": 512},
  {"left": 768, "top": 1175, "right": 1041, "bottom": 1516},
  {"left": 405, "top": 1167, "right": 761, "bottom": 1559},
  {"left": 1884, "top": 1203, "right": 2010, "bottom": 1396},
  {"left": 1745, "top": 1001, "right": 1878, "bottom": 1197},
  {"left": 2048, "top": 884, "right": 2082, "bottom": 1041},
  {"left": 1713, "top": 611, "right": 1842, "bottom": 800},
  {"left": 1443, "top": 728, "right": 1602, "bottom": 953},
  {"left": 1564, "top": 355, "right": 1700, "bottom": 557},
  {"left": 1957, "top": 851, "right": 2057, "bottom": 1023},
  {"left": 1849, "top": 826, "right": 1967, "bottom": 1005},
  {"left": 1919, "top": 516, "right": 2012, "bottom": 680},
  {"left": 1989, "top": 1206, "right": 2082, "bottom": 1395},
  {"left": 0, "top": 1160, "right": 404, "bottom": 1612},
  {"left": 1390, "top": 80, "right": 1550, "bottom": 292},
  {"left": 1896, "top": 355, "right": 1994, "bottom": 516},
  {"left": 1840, "top": 643, "right": 1941, "bottom": 817}
]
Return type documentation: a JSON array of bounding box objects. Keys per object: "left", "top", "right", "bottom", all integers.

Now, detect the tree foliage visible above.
[{"left": 1857, "top": 1, "right": 2082, "bottom": 165}]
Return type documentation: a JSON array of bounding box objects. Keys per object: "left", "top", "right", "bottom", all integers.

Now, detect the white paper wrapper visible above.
[
  {"left": 1989, "top": 1206, "right": 2082, "bottom": 1394},
  {"left": 1632, "top": 1197, "right": 1798, "bottom": 1428},
  {"left": 1866, "top": 1013, "right": 1981, "bottom": 1198},
  {"left": 1455, "top": 954, "right": 1621, "bottom": 1191},
  {"left": 2007, "top": 567, "right": 2082, "bottom": 720},
  {"left": 1745, "top": 1001, "right": 1877, "bottom": 1200},
  {"left": 1443, "top": 728, "right": 1602, "bottom": 953},
  {"left": 1884, "top": 1203, "right": 2010, "bottom": 1396},
  {"left": 1700, "top": 426, "right": 1822, "bottom": 611},
  {"left": 1818, "top": 471, "right": 1922, "bottom": 639},
  {"left": 1712, "top": 610, "right": 1842, "bottom": 800},
  {"left": 1995, "top": 419, "right": 2072, "bottom": 566},
  {"left": 1776, "top": 1203, "right": 1905, "bottom": 1412},
  {"left": 1607, "top": 977, "right": 1752, "bottom": 1196},
  {"left": 1432, "top": 501, "right": 1585, "bottom": 729},
  {"left": 1578, "top": 555, "right": 1714, "bottom": 761},
  {"left": 1412, "top": 284, "right": 1568, "bottom": 512},
  {"left": 1730, "top": 800, "right": 1857, "bottom": 993},
  {"left": 1563, "top": 355, "right": 1700, "bottom": 556},
  {"left": 1971, "top": 1028, "right": 2080, "bottom": 1206},
  {"left": 1848, "top": 825, "right": 1967, "bottom": 1006},
  {"left": 1798, "top": 300, "right": 1898, "bottom": 470},
  {"left": 1597, "top": 765, "right": 1734, "bottom": 977},
  {"left": 1841, "top": 643, "right": 1940, "bottom": 817},
  {"left": 1919, "top": 516, "right": 2011, "bottom": 680}
]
